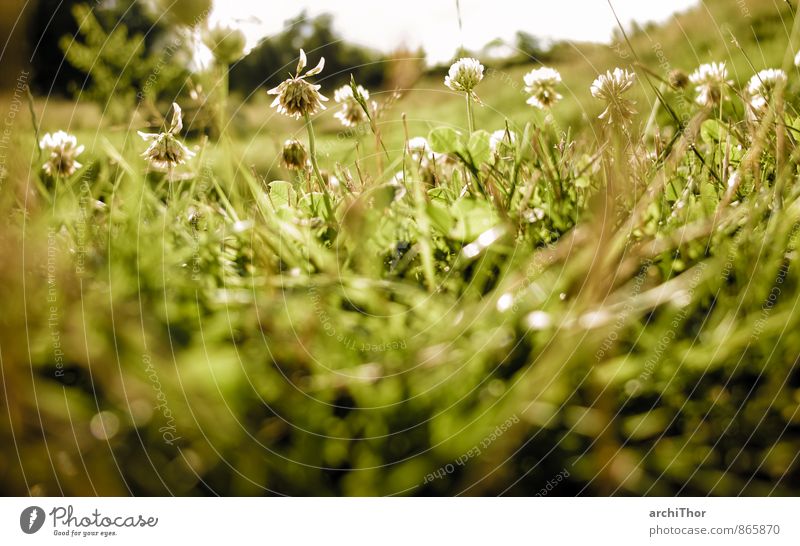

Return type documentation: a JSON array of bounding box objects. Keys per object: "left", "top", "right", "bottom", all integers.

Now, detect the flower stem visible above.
[
  {"left": 212, "top": 61, "right": 229, "bottom": 140},
  {"left": 304, "top": 113, "right": 335, "bottom": 223},
  {"left": 465, "top": 92, "right": 475, "bottom": 133}
]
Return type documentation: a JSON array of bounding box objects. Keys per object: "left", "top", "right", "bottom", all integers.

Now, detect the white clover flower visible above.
[
  {"left": 407, "top": 136, "right": 430, "bottom": 157},
  {"left": 444, "top": 57, "right": 484, "bottom": 94},
  {"left": 137, "top": 103, "right": 195, "bottom": 171},
  {"left": 795, "top": 50, "right": 800, "bottom": 68},
  {"left": 590, "top": 67, "right": 637, "bottom": 127},
  {"left": 746, "top": 68, "right": 787, "bottom": 114},
  {"left": 406, "top": 136, "right": 439, "bottom": 167},
  {"left": 489, "top": 129, "right": 516, "bottom": 155},
  {"left": 688, "top": 62, "right": 731, "bottom": 107},
  {"left": 39, "top": 130, "right": 84, "bottom": 177},
  {"left": 523, "top": 67, "right": 562, "bottom": 109},
  {"left": 333, "top": 84, "right": 371, "bottom": 127},
  {"left": 268, "top": 49, "right": 328, "bottom": 119},
  {"left": 727, "top": 170, "right": 741, "bottom": 190}
]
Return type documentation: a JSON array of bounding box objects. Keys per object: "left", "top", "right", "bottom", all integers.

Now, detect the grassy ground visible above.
[{"left": 1, "top": 0, "right": 800, "bottom": 496}]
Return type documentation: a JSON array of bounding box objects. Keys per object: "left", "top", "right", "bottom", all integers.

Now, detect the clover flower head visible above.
[
  {"left": 795, "top": 50, "right": 800, "bottom": 68},
  {"left": 590, "top": 67, "right": 637, "bottom": 127},
  {"left": 281, "top": 139, "right": 309, "bottom": 170},
  {"left": 39, "top": 130, "right": 84, "bottom": 177},
  {"left": 203, "top": 24, "right": 247, "bottom": 65},
  {"left": 688, "top": 62, "right": 731, "bottom": 107},
  {"left": 489, "top": 129, "right": 516, "bottom": 155},
  {"left": 407, "top": 136, "right": 430, "bottom": 156},
  {"left": 137, "top": 103, "right": 195, "bottom": 171},
  {"left": 746, "top": 68, "right": 787, "bottom": 114},
  {"left": 333, "top": 84, "right": 371, "bottom": 127},
  {"left": 444, "top": 57, "right": 484, "bottom": 94},
  {"left": 669, "top": 69, "right": 689, "bottom": 90},
  {"left": 268, "top": 49, "right": 328, "bottom": 119},
  {"left": 406, "top": 136, "right": 437, "bottom": 165},
  {"left": 523, "top": 67, "right": 562, "bottom": 109}
]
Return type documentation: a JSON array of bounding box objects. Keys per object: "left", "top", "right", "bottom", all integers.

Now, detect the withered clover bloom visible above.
[
  {"left": 138, "top": 103, "right": 195, "bottom": 171},
  {"left": 268, "top": 49, "right": 328, "bottom": 119},
  {"left": 281, "top": 139, "right": 309, "bottom": 170},
  {"left": 39, "top": 131, "right": 84, "bottom": 177},
  {"left": 669, "top": 69, "right": 689, "bottom": 90}
]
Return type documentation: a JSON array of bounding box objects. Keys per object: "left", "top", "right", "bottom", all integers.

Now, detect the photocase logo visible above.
[{"left": 20, "top": 506, "right": 45, "bottom": 534}]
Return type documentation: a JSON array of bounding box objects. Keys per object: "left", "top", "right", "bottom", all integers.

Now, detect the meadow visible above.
[{"left": 1, "top": 0, "right": 800, "bottom": 496}]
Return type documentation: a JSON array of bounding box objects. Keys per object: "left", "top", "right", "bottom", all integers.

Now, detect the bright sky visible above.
[{"left": 211, "top": 0, "right": 699, "bottom": 64}]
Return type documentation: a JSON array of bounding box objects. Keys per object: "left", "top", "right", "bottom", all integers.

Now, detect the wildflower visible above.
[
  {"left": 522, "top": 207, "right": 545, "bottom": 223},
  {"left": 39, "top": 131, "right": 84, "bottom": 177},
  {"left": 746, "top": 68, "right": 787, "bottom": 114},
  {"left": 138, "top": 103, "right": 195, "bottom": 170},
  {"left": 795, "top": 50, "right": 800, "bottom": 68},
  {"left": 325, "top": 172, "right": 340, "bottom": 190},
  {"left": 281, "top": 139, "right": 308, "bottom": 170},
  {"left": 668, "top": 69, "right": 689, "bottom": 90},
  {"left": 444, "top": 57, "right": 484, "bottom": 95},
  {"left": 333, "top": 84, "right": 371, "bottom": 127},
  {"left": 202, "top": 24, "right": 246, "bottom": 64},
  {"left": 405, "top": 136, "right": 456, "bottom": 184},
  {"left": 489, "top": 129, "right": 516, "bottom": 155},
  {"left": 407, "top": 137, "right": 432, "bottom": 161},
  {"left": 268, "top": 49, "right": 327, "bottom": 119},
  {"left": 590, "top": 68, "right": 637, "bottom": 127},
  {"left": 407, "top": 136, "right": 441, "bottom": 167},
  {"left": 727, "top": 170, "right": 741, "bottom": 190},
  {"left": 523, "top": 67, "right": 562, "bottom": 109},
  {"left": 688, "top": 62, "right": 730, "bottom": 107}
]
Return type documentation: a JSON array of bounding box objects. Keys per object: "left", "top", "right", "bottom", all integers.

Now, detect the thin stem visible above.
[
  {"left": 465, "top": 92, "right": 475, "bottom": 133},
  {"left": 213, "top": 61, "right": 229, "bottom": 140},
  {"left": 644, "top": 82, "right": 666, "bottom": 138},
  {"left": 304, "top": 113, "right": 335, "bottom": 223}
]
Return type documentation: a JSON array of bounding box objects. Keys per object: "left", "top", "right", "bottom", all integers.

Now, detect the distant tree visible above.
[
  {"left": 515, "top": 31, "right": 548, "bottom": 62},
  {"left": 59, "top": 3, "right": 189, "bottom": 122},
  {"left": 27, "top": 0, "right": 84, "bottom": 95},
  {"left": 27, "top": 0, "right": 177, "bottom": 96},
  {"left": 0, "top": 0, "right": 32, "bottom": 90}
]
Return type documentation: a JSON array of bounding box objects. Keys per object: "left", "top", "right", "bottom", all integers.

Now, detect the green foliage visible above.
[{"left": 59, "top": 3, "right": 186, "bottom": 121}]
